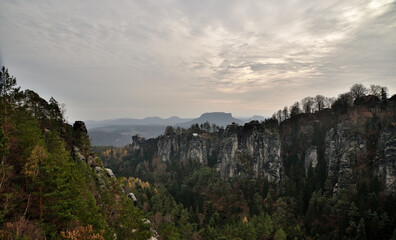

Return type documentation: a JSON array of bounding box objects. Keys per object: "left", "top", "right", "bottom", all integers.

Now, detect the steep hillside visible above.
[{"left": 0, "top": 67, "right": 153, "bottom": 239}]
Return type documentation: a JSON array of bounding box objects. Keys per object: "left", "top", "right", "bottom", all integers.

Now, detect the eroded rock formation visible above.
[
  {"left": 374, "top": 126, "right": 396, "bottom": 192},
  {"left": 217, "top": 123, "right": 282, "bottom": 182},
  {"left": 325, "top": 121, "right": 366, "bottom": 193}
]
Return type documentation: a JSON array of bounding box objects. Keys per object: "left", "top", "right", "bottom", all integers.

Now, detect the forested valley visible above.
[
  {"left": 98, "top": 84, "right": 396, "bottom": 239},
  {"left": 1, "top": 66, "right": 396, "bottom": 239}
]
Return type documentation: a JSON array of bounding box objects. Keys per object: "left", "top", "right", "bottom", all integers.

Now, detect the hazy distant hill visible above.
[
  {"left": 89, "top": 125, "right": 167, "bottom": 146},
  {"left": 88, "top": 112, "right": 264, "bottom": 146},
  {"left": 86, "top": 116, "right": 192, "bottom": 129},
  {"left": 179, "top": 112, "right": 244, "bottom": 128},
  {"left": 238, "top": 115, "right": 266, "bottom": 122},
  {"left": 249, "top": 115, "right": 266, "bottom": 121}
]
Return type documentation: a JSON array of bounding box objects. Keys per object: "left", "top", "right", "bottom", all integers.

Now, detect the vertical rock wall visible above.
[
  {"left": 217, "top": 123, "right": 282, "bottom": 182},
  {"left": 324, "top": 121, "right": 367, "bottom": 193},
  {"left": 374, "top": 126, "right": 396, "bottom": 192}
]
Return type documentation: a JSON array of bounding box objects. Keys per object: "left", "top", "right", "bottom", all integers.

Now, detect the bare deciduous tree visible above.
[
  {"left": 350, "top": 83, "right": 367, "bottom": 99},
  {"left": 326, "top": 97, "right": 336, "bottom": 108},
  {"left": 301, "top": 97, "right": 314, "bottom": 113},
  {"left": 315, "top": 95, "right": 326, "bottom": 111},
  {"left": 369, "top": 84, "right": 382, "bottom": 98}
]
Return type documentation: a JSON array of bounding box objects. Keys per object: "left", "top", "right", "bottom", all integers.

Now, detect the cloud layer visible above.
[{"left": 1, "top": 0, "right": 395, "bottom": 121}]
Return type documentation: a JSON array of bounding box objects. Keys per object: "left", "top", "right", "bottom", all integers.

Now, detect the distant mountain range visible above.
[
  {"left": 87, "top": 112, "right": 266, "bottom": 146},
  {"left": 85, "top": 116, "right": 192, "bottom": 129}
]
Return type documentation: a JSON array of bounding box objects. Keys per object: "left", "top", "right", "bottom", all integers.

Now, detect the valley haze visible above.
[{"left": 87, "top": 112, "right": 266, "bottom": 146}]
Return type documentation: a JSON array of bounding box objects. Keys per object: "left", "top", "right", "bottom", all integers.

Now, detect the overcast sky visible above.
[{"left": 1, "top": 0, "right": 395, "bottom": 122}]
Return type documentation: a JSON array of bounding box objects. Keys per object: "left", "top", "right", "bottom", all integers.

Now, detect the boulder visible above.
[
  {"left": 104, "top": 168, "right": 116, "bottom": 178},
  {"left": 128, "top": 192, "right": 138, "bottom": 206}
]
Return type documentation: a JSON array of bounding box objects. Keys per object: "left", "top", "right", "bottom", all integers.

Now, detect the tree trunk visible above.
[{"left": 39, "top": 186, "right": 43, "bottom": 221}]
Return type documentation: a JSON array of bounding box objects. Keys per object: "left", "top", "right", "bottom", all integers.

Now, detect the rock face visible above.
[
  {"left": 132, "top": 135, "right": 147, "bottom": 151},
  {"left": 156, "top": 133, "right": 209, "bottom": 164},
  {"left": 374, "top": 126, "right": 396, "bottom": 192},
  {"left": 304, "top": 146, "right": 318, "bottom": 175},
  {"left": 132, "top": 121, "right": 283, "bottom": 183},
  {"left": 217, "top": 122, "right": 282, "bottom": 182},
  {"left": 325, "top": 121, "right": 366, "bottom": 193}
]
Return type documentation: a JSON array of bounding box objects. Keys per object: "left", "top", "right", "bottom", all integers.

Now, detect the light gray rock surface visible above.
[
  {"left": 304, "top": 146, "right": 318, "bottom": 175},
  {"left": 156, "top": 133, "right": 209, "bottom": 164},
  {"left": 72, "top": 146, "right": 86, "bottom": 162},
  {"left": 325, "top": 121, "right": 366, "bottom": 193},
  {"left": 374, "top": 126, "right": 396, "bottom": 192},
  {"left": 217, "top": 123, "right": 282, "bottom": 182},
  {"left": 128, "top": 192, "right": 137, "bottom": 202},
  {"left": 105, "top": 168, "right": 116, "bottom": 178}
]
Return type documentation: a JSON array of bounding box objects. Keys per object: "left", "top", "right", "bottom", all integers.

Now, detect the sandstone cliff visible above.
[
  {"left": 131, "top": 121, "right": 282, "bottom": 183},
  {"left": 126, "top": 105, "right": 396, "bottom": 193},
  {"left": 324, "top": 121, "right": 367, "bottom": 193},
  {"left": 374, "top": 125, "right": 396, "bottom": 192},
  {"left": 217, "top": 123, "right": 282, "bottom": 182}
]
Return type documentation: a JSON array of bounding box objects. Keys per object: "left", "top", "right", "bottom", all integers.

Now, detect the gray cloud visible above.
[{"left": 0, "top": 0, "right": 395, "bottom": 121}]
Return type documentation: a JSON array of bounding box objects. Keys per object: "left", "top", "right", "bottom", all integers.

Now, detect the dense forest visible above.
[
  {"left": 2, "top": 65, "right": 396, "bottom": 239},
  {"left": 0, "top": 67, "right": 151, "bottom": 239}
]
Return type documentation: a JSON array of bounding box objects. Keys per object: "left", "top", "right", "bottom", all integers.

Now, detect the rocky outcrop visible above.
[
  {"left": 131, "top": 121, "right": 282, "bottom": 183},
  {"left": 72, "top": 146, "right": 98, "bottom": 167},
  {"left": 325, "top": 121, "right": 366, "bottom": 193},
  {"left": 187, "top": 137, "right": 208, "bottom": 164},
  {"left": 217, "top": 122, "right": 282, "bottom": 182},
  {"left": 132, "top": 135, "right": 147, "bottom": 151},
  {"left": 73, "top": 121, "right": 90, "bottom": 153},
  {"left": 304, "top": 146, "right": 318, "bottom": 175},
  {"left": 128, "top": 193, "right": 138, "bottom": 202},
  {"left": 73, "top": 121, "right": 88, "bottom": 134},
  {"left": 72, "top": 146, "right": 86, "bottom": 162},
  {"left": 71, "top": 121, "right": 118, "bottom": 189},
  {"left": 216, "top": 125, "right": 239, "bottom": 178},
  {"left": 156, "top": 133, "right": 209, "bottom": 164},
  {"left": 105, "top": 168, "right": 116, "bottom": 178},
  {"left": 71, "top": 121, "right": 158, "bottom": 239},
  {"left": 374, "top": 126, "right": 396, "bottom": 192},
  {"left": 157, "top": 134, "right": 182, "bottom": 162}
]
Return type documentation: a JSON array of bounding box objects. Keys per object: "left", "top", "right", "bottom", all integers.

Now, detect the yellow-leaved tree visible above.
[{"left": 23, "top": 145, "right": 48, "bottom": 217}]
